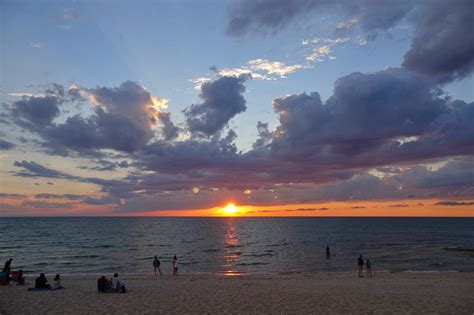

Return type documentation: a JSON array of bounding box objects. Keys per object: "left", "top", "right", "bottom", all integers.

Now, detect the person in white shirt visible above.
[
  {"left": 112, "top": 273, "right": 126, "bottom": 293},
  {"left": 51, "top": 274, "right": 64, "bottom": 290}
]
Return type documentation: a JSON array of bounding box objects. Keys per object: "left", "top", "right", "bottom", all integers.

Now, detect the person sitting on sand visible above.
[
  {"left": 153, "top": 256, "right": 162, "bottom": 276},
  {"left": 51, "top": 274, "right": 64, "bottom": 290},
  {"left": 357, "top": 255, "right": 364, "bottom": 277},
  {"left": 172, "top": 255, "right": 178, "bottom": 276},
  {"left": 112, "top": 273, "right": 126, "bottom": 293},
  {"left": 11, "top": 270, "right": 25, "bottom": 285},
  {"left": 35, "top": 273, "right": 51, "bottom": 289},
  {"left": 97, "top": 276, "right": 110, "bottom": 293},
  {"left": 365, "top": 258, "right": 372, "bottom": 277}
]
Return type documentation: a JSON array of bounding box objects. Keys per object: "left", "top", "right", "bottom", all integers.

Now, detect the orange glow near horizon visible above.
[{"left": 133, "top": 199, "right": 474, "bottom": 217}]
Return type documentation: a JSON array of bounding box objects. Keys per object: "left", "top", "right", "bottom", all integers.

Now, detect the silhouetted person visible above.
[
  {"left": 326, "top": 245, "right": 330, "bottom": 258},
  {"left": 3, "top": 259, "right": 12, "bottom": 278},
  {"left": 357, "top": 255, "right": 364, "bottom": 277},
  {"left": 35, "top": 273, "right": 51, "bottom": 289},
  {"left": 153, "top": 256, "right": 162, "bottom": 276},
  {"left": 173, "top": 255, "right": 178, "bottom": 276},
  {"left": 97, "top": 276, "right": 109, "bottom": 293}
]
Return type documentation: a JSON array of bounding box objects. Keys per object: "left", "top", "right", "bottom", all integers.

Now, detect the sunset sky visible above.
[{"left": 0, "top": 0, "right": 473, "bottom": 216}]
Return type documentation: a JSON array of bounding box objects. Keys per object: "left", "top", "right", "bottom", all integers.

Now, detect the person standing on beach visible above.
[
  {"left": 365, "top": 258, "right": 372, "bottom": 277},
  {"left": 3, "top": 258, "right": 12, "bottom": 278},
  {"left": 357, "top": 255, "right": 364, "bottom": 277},
  {"left": 172, "top": 255, "right": 178, "bottom": 276},
  {"left": 153, "top": 256, "right": 162, "bottom": 276},
  {"left": 326, "top": 245, "right": 330, "bottom": 258}
]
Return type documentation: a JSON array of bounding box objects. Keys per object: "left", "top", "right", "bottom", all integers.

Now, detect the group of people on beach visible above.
[
  {"left": 153, "top": 255, "right": 178, "bottom": 276},
  {"left": 35, "top": 273, "right": 64, "bottom": 290},
  {"left": 357, "top": 255, "right": 373, "bottom": 277}
]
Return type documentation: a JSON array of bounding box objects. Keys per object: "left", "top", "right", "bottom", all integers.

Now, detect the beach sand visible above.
[{"left": 1, "top": 272, "right": 473, "bottom": 314}]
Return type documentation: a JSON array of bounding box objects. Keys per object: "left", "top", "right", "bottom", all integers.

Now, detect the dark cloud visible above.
[
  {"left": 184, "top": 76, "right": 247, "bottom": 136},
  {"left": 158, "top": 112, "right": 180, "bottom": 140},
  {"left": 0, "top": 139, "right": 15, "bottom": 150},
  {"left": 8, "top": 81, "right": 171, "bottom": 156},
  {"left": 13, "top": 160, "right": 78, "bottom": 179},
  {"left": 43, "top": 81, "right": 158, "bottom": 154},
  {"left": 34, "top": 193, "right": 83, "bottom": 200},
  {"left": 11, "top": 96, "right": 60, "bottom": 126},
  {"left": 435, "top": 201, "right": 474, "bottom": 206},
  {"left": 389, "top": 204, "right": 409, "bottom": 208},
  {"left": 79, "top": 159, "right": 130, "bottom": 172},
  {"left": 0, "top": 193, "right": 26, "bottom": 199},
  {"left": 227, "top": 0, "right": 474, "bottom": 82},
  {"left": 21, "top": 200, "right": 73, "bottom": 209},
  {"left": 402, "top": 0, "right": 474, "bottom": 82}
]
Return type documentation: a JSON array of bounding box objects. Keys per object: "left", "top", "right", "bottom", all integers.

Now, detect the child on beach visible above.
[
  {"left": 112, "top": 273, "right": 126, "bottom": 293},
  {"left": 51, "top": 274, "right": 64, "bottom": 290},
  {"left": 366, "top": 259, "right": 373, "bottom": 277},
  {"left": 153, "top": 256, "right": 162, "bottom": 276},
  {"left": 173, "top": 255, "right": 178, "bottom": 276},
  {"left": 357, "top": 255, "right": 364, "bottom": 277}
]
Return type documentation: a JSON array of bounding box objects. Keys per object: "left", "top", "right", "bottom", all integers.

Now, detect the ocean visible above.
[{"left": 1, "top": 217, "right": 473, "bottom": 276}]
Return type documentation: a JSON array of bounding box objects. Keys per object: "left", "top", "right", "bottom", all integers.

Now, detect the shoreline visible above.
[{"left": 2, "top": 272, "right": 473, "bottom": 314}]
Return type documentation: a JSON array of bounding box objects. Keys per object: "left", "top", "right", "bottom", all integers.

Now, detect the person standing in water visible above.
[
  {"left": 172, "top": 255, "right": 178, "bottom": 276},
  {"left": 153, "top": 256, "right": 162, "bottom": 276},
  {"left": 357, "top": 255, "right": 364, "bottom": 277}
]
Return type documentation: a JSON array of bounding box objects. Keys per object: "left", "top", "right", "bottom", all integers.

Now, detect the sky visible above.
[{"left": 0, "top": 0, "right": 473, "bottom": 216}]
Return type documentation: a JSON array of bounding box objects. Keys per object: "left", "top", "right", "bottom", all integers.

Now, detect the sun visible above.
[{"left": 223, "top": 203, "right": 238, "bottom": 215}]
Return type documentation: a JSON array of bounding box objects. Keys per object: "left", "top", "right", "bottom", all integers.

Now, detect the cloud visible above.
[
  {"left": 435, "top": 201, "right": 474, "bottom": 206},
  {"left": 184, "top": 76, "right": 247, "bottom": 136},
  {"left": 402, "top": 0, "right": 474, "bottom": 82},
  {"left": 157, "top": 112, "right": 180, "bottom": 140},
  {"left": 34, "top": 193, "right": 83, "bottom": 200},
  {"left": 11, "top": 95, "right": 61, "bottom": 126},
  {"left": 0, "top": 139, "right": 15, "bottom": 150},
  {"left": 0, "top": 193, "right": 26, "bottom": 199},
  {"left": 13, "top": 160, "right": 79, "bottom": 179},
  {"left": 9, "top": 81, "right": 171, "bottom": 156},
  {"left": 226, "top": 0, "right": 474, "bottom": 82},
  {"left": 194, "top": 59, "right": 307, "bottom": 90},
  {"left": 79, "top": 159, "right": 130, "bottom": 172},
  {"left": 302, "top": 37, "right": 349, "bottom": 62}
]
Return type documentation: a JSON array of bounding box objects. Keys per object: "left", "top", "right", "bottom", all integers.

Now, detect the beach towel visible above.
[{"left": 28, "top": 287, "right": 64, "bottom": 292}]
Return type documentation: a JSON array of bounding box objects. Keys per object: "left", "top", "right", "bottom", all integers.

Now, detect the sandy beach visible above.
[{"left": 1, "top": 272, "right": 473, "bottom": 314}]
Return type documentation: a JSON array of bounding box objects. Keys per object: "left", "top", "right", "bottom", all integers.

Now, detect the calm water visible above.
[{"left": 0, "top": 217, "right": 473, "bottom": 276}]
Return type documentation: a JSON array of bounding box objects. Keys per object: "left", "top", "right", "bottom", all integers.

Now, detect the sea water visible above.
[{"left": 0, "top": 217, "right": 473, "bottom": 275}]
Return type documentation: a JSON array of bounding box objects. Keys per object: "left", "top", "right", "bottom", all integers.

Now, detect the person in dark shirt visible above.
[
  {"left": 2, "top": 258, "right": 13, "bottom": 281},
  {"left": 357, "top": 255, "right": 364, "bottom": 277},
  {"left": 97, "top": 276, "right": 109, "bottom": 293},
  {"left": 153, "top": 256, "right": 162, "bottom": 276},
  {"left": 326, "top": 245, "right": 330, "bottom": 258},
  {"left": 35, "top": 273, "right": 51, "bottom": 289}
]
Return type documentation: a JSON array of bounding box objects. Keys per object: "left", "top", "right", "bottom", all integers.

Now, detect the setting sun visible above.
[{"left": 223, "top": 203, "right": 238, "bottom": 215}]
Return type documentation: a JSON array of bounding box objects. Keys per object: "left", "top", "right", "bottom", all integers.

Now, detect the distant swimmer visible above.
[{"left": 153, "top": 256, "right": 163, "bottom": 276}]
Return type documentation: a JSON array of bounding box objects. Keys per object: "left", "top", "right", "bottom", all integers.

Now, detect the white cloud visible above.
[{"left": 302, "top": 37, "right": 349, "bottom": 62}]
